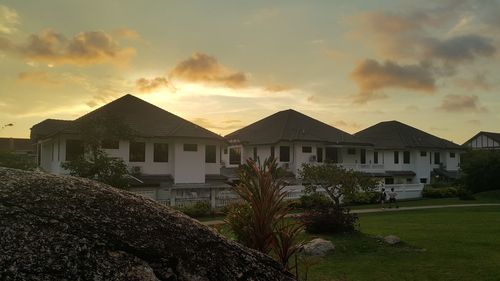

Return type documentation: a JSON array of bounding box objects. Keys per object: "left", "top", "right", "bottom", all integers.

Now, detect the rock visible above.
[
  {"left": 302, "top": 238, "right": 335, "bottom": 256},
  {"left": 384, "top": 235, "right": 401, "bottom": 245},
  {"left": 0, "top": 168, "right": 295, "bottom": 281}
]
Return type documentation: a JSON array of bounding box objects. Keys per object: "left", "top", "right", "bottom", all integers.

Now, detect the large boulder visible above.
[
  {"left": 0, "top": 168, "right": 295, "bottom": 281},
  {"left": 302, "top": 238, "right": 335, "bottom": 256}
]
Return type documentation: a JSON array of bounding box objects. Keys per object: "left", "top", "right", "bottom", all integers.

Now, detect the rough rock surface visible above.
[
  {"left": 384, "top": 235, "right": 401, "bottom": 245},
  {"left": 302, "top": 238, "right": 335, "bottom": 256},
  {"left": 0, "top": 168, "right": 295, "bottom": 281}
]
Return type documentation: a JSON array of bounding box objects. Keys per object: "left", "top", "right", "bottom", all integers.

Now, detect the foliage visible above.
[
  {"left": 422, "top": 186, "right": 458, "bottom": 198},
  {"left": 300, "top": 163, "right": 378, "bottom": 207},
  {"left": 226, "top": 157, "right": 303, "bottom": 270},
  {"left": 62, "top": 115, "right": 133, "bottom": 188},
  {"left": 299, "top": 193, "right": 333, "bottom": 210},
  {"left": 61, "top": 150, "right": 130, "bottom": 188},
  {"left": 343, "top": 191, "right": 380, "bottom": 205},
  {"left": 301, "top": 206, "right": 359, "bottom": 234},
  {"left": 457, "top": 188, "right": 476, "bottom": 201},
  {"left": 0, "top": 152, "right": 36, "bottom": 170},
  {"left": 461, "top": 150, "right": 500, "bottom": 193},
  {"left": 179, "top": 201, "right": 212, "bottom": 218}
]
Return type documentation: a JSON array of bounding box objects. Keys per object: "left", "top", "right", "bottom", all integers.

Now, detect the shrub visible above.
[
  {"left": 225, "top": 203, "right": 253, "bottom": 244},
  {"left": 299, "top": 193, "right": 333, "bottom": 210},
  {"left": 179, "top": 201, "right": 211, "bottom": 218},
  {"left": 457, "top": 188, "right": 476, "bottom": 201},
  {"left": 461, "top": 150, "right": 500, "bottom": 193},
  {"left": 301, "top": 207, "right": 359, "bottom": 234},
  {"left": 0, "top": 152, "right": 36, "bottom": 170},
  {"left": 343, "top": 191, "right": 380, "bottom": 205},
  {"left": 422, "top": 186, "right": 458, "bottom": 198}
]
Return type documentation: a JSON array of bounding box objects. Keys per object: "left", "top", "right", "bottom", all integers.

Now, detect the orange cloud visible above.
[
  {"left": 135, "top": 77, "right": 171, "bottom": 93},
  {"left": 351, "top": 59, "right": 435, "bottom": 103},
  {"left": 264, "top": 83, "right": 290, "bottom": 92},
  {"left": 437, "top": 95, "right": 487, "bottom": 113},
  {"left": 0, "top": 29, "right": 135, "bottom": 66},
  {"left": 169, "top": 52, "right": 247, "bottom": 88},
  {"left": 17, "top": 71, "right": 62, "bottom": 85}
]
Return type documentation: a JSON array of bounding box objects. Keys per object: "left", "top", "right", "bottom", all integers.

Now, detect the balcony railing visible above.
[{"left": 339, "top": 163, "right": 385, "bottom": 171}]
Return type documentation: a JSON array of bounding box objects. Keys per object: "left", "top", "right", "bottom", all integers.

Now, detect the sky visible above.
[{"left": 0, "top": 0, "right": 499, "bottom": 144}]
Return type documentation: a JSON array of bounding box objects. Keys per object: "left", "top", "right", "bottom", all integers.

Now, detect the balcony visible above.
[{"left": 340, "top": 163, "right": 385, "bottom": 172}]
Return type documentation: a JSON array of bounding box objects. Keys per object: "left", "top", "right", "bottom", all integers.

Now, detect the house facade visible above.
[
  {"left": 355, "top": 121, "right": 463, "bottom": 184},
  {"left": 463, "top": 131, "right": 500, "bottom": 150},
  {"left": 223, "top": 109, "right": 373, "bottom": 177},
  {"left": 31, "top": 95, "right": 227, "bottom": 195}
]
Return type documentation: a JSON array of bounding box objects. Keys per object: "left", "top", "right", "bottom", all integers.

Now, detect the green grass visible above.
[
  {"left": 303, "top": 206, "right": 500, "bottom": 281},
  {"left": 348, "top": 190, "right": 500, "bottom": 210}
]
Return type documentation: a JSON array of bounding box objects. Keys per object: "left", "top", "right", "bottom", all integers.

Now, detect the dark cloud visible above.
[
  {"left": 135, "top": 77, "right": 171, "bottom": 93},
  {"left": 351, "top": 59, "right": 436, "bottom": 103},
  {"left": 169, "top": 52, "right": 247, "bottom": 88},
  {"left": 0, "top": 29, "right": 135, "bottom": 66},
  {"left": 455, "top": 73, "right": 492, "bottom": 91},
  {"left": 423, "top": 34, "right": 496, "bottom": 63},
  {"left": 437, "top": 94, "right": 487, "bottom": 113}
]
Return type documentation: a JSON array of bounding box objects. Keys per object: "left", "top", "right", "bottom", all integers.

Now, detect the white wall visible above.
[{"left": 173, "top": 140, "right": 205, "bottom": 184}]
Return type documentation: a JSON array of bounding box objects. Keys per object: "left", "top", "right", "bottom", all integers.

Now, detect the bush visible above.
[
  {"left": 301, "top": 207, "right": 359, "bottom": 234},
  {"left": 457, "top": 188, "right": 476, "bottom": 201},
  {"left": 343, "top": 191, "right": 380, "bottom": 205},
  {"left": 0, "top": 152, "right": 36, "bottom": 170},
  {"left": 422, "top": 186, "right": 458, "bottom": 198},
  {"left": 225, "top": 203, "right": 253, "bottom": 245},
  {"left": 179, "top": 201, "right": 211, "bottom": 218},
  {"left": 299, "top": 193, "right": 333, "bottom": 210}
]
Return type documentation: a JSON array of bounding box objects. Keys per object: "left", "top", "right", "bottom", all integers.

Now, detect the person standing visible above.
[
  {"left": 380, "top": 188, "right": 387, "bottom": 209},
  {"left": 388, "top": 187, "right": 399, "bottom": 208}
]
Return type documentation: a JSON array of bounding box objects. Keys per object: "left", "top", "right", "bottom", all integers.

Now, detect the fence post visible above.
[
  {"left": 170, "top": 188, "right": 176, "bottom": 207},
  {"left": 211, "top": 188, "right": 217, "bottom": 210}
]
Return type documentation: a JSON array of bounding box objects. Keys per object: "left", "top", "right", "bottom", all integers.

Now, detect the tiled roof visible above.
[
  {"left": 30, "top": 119, "right": 72, "bottom": 141},
  {"left": 225, "top": 109, "right": 369, "bottom": 146},
  {"left": 355, "top": 121, "right": 462, "bottom": 150},
  {"left": 31, "top": 94, "right": 224, "bottom": 141}
]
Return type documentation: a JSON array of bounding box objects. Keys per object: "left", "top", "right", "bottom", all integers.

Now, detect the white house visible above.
[
  {"left": 463, "top": 131, "right": 500, "bottom": 150},
  {"left": 223, "top": 109, "right": 374, "bottom": 177},
  {"left": 355, "top": 121, "right": 464, "bottom": 184},
  {"left": 31, "top": 94, "right": 228, "bottom": 201}
]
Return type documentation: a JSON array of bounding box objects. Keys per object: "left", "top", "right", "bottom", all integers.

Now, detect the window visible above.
[
  {"left": 434, "top": 152, "right": 441, "bottom": 165},
  {"left": 102, "top": 140, "right": 119, "bottom": 149},
  {"left": 205, "top": 145, "right": 216, "bottom": 163},
  {"left": 325, "top": 147, "right": 338, "bottom": 163},
  {"left": 385, "top": 177, "right": 394, "bottom": 185},
  {"left": 183, "top": 144, "right": 197, "bottom": 152},
  {"left": 394, "top": 151, "right": 399, "bottom": 164},
  {"left": 253, "top": 147, "right": 258, "bottom": 160},
  {"left": 302, "top": 146, "right": 312, "bottom": 153},
  {"left": 406, "top": 178, "right": 412, "bottom": 183},
  {"left": 223, "top": 148, "right": 228, "bottom": 154},
  {"left": 347, "top": 148, "right": 356, "bottom": 155},
  {"left": 403, "top": 151, "right": 410, "bottom": 164},
  {"left": 317, "top": 147, "right": 323, "bottom": 163},
  {"left": 229, "top": 147, "right": 241, "bottom": 165},
  {"left": 270, "top": 146, "right": 275, "bottom": 159},
  {"left": 450, "top": 152, "right": 456, "bottom": 158},
  {"left": 373, "top": 151, "right": 379, "bottom": 164},
  {"left": 154, "top": 143, "right": 169, "bottom": 162},
  {"left": 66, "top": 140, "right": 84, "bottom": 161},
  {"left": 129, "top": 142, "right": 145, "bottom": 162},
  {"left": 420, "top": 151, "right": 427, "bottom": 157},
  {"left": 420, "top": 178, "right": 428, "bottom": 184},
  {"left": 279, "top": 146, "right": 290, "bottom": 162},
  {"left": 360, "top": 149, "right": 366, "bottom": 164}
]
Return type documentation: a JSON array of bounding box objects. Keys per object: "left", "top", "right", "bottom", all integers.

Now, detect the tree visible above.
[
  {"left": 300, "top": 163, "right": 377, "bottom": 207},
  {"left": 461, "top": 150, "right": 500, "bottom": 193},
  {"left": 226, "top": 158, "right": 303, "bottom": 270},
  {"left": 61, "top": 115, "right": 133, "bottom": 189},
  {"left": 0, "top": 152, "right": 36, "bottom": 171}
]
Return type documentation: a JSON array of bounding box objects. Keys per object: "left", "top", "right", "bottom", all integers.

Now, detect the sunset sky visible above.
[{"left": 1, "top": 0, "right": 499, "bottom": 143}]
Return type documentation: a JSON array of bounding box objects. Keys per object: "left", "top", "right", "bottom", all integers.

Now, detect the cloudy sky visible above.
[{"left": 1, "top": 0, "right": 499, "bottom": 143}]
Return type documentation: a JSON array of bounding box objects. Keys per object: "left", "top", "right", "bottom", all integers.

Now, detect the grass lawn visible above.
[
  {"left": 304, "top": 206, "right": 500, "bottom": 281},
  {"left": 348, "top": 190, "right": 500, "bottom": 210}
]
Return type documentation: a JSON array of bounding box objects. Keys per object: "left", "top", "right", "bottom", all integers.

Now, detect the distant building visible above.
[
  {"left": 31, "top": 94, "right": 228, "bottom": 201},
  {"left": 355, "top": 121, "right": 464, "bottom": 184},
  {"left": 463, "top": 131, "right": 500, "bottom": 150},
  {"left": 0, "top": 137, "right": 35, "bottom": 155}
]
